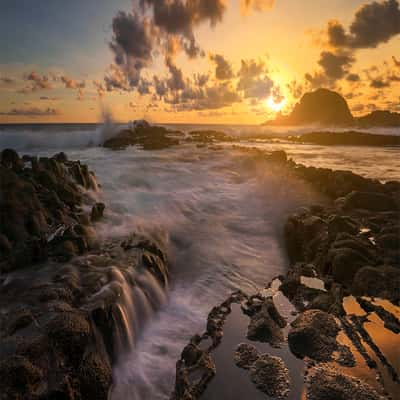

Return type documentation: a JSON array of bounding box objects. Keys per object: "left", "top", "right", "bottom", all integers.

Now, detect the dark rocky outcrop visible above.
[
  {"left": 263, "top": 88, "right": 399, "bottom": 128},
  {"left": 0, "top": 233, "right": 169, "bottom": 400},
  {"left": 0, "top": 149, "right": 170, "bottom": 400},
  {"left": 103, "top": 123, "right": 181, "bottom": 150},
  {"left": 288, "top": 131, "right": 400, "bottom": 147},
  {"left": 356, "top": 110, "right": 400, "bottom": 128},
  {"left": 264, "top": 89, "right": 354, "bottom": 126},
  {"left": 0, "top": 149, "right": 101, "bottom": 273}
]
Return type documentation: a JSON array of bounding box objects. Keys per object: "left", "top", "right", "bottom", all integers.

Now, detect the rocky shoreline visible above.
[
  {"left": 0, "top": 149, "right": 169, "bottom": 399},
  {"left": 171, "top": 150, "right": 400, "bottom": 400},
  {"left": 0, "top": 138, "right": 399, "bottom": 400}
]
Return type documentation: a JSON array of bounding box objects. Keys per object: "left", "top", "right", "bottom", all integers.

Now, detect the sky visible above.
[{"left": 0, "top": 0, "right": 399, "bottom": 124}]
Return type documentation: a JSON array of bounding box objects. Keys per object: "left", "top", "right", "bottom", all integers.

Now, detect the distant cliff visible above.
[
  {"left": 356, "top": 110, "right": 400, "bottom": 128},
  {"left": 263, "top": 88, "right": 400, "bottom": 127}
]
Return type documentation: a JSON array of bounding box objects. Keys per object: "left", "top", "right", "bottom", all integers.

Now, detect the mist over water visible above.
[{"left": 1, "top": 122, "right": 399, "bottom": 399}]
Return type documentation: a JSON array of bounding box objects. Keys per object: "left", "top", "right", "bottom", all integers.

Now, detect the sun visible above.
[{"left": 266, "top": 96, "right": 287, "bottom": 113}]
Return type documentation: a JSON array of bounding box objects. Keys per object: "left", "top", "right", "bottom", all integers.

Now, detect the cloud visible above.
[
  {"left": 393, "top": 56, "right": 400, "bottom": 67},
  {"left": 346, "top": 73, "right": 360, "bottom": 82},
  {"left": 370, "top": 78, "right": 390, "bottom": 88},
  {"left": 139, "top": 0, "right": 226, "bottom": 58},
  {"left": 237, "top": 58, "right": 274, "bottom": 99},
  {"left": 39, "top": 96, "right": 59, "bottom": 101},
  {"left": 240, "top": 0, "right": 275, "bottom": 15},
  {"left": 24, "top": 71, "right": 53, "bottom": 91},
  {"left": 327, "top": 0, "right": 400, "bottom": 49},
  {"left": 210, "top": 53, "right": 234, "bottom": 80},
  {"left": 61, "top": 75, "right": 85, "bottom": 89},
  {"left": 0, "top": 76, "right": 16, "bottom": 85},
  {"left": 165, "top": 56, "right": 185, "bottom": 91},
  {"left": 318, "top": 51, "right": 354, "bottom": 80},
  {"left": 0, "top": 107, "right": 59, "bottom": 116},
  {"left": 109, "top": 11, "right": 154, "bottom": 88}
]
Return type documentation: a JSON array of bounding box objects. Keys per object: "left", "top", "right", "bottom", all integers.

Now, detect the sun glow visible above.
[{"left": 266, "top": 96, "right": 287, "bottom": 113}]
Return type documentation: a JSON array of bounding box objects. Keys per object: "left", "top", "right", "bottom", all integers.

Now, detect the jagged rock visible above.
[
  {"left": 249, "top": 354, "right": 290, "bottom": 398},
  {"left": 306, "top": 365, "right": 385, "bottom": 400},
  {"left": 103, "top": 124, "right": 180, "bottom": 150},
  {"left": 352, "top": 265, "right": 400, "bottom": 302},
  {"left": 288, "top": 310, "right": 340, "bottom": 361},
  {"left": 234, "top": 343, "right": 259, "bottom": 369},
  {"left": 247, "top": 298, "right": 286, "bottom": 346},
  {"left": 91, "top": 202, "right": 106, "bottom": 222},
  {"left": 0, "top": 152, "right": 100, "bottom": 272},
  {"left": 0, "top": 355, "right": 43, "bottom": 399},
  {"left": 343, "top": 191, "right": 398, "bottom": 212}
]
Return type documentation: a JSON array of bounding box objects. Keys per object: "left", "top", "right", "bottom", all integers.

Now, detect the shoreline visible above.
[{"left": 0, "top": 140, "right": 399, "bottom": 400}]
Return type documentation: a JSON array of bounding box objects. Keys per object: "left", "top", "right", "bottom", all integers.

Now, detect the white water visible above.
[{"left": 1, "top": 123, "right": 399, "bottom": 399}]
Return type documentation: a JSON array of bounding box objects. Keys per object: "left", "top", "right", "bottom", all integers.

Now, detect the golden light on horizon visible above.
[{"left": 266, "top": 96, "right": 287, "bottom": 113}]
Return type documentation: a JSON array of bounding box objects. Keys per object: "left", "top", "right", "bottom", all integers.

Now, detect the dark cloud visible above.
[
  {"left": 165, "top": 57, "right": 185, "bottom": 91},
  {"left": 165, "top": 81, "right": 240, "bottom": 111},
  {"left": 304, "top": 71, "right": 330, "bottom": 89},
  {"left": 237, "top": 59, "right": 274, "bottom": 99},
  {"left": 318, "top": 51, "right": 354, "bottom": 80},
  {"left": 104, "top": 64, "right": 130, "bottom": 91},
  {"left": 139, "top": 0, "right": 226, "bottom": 58},
  {"left": 109, "top": 11, "right": 154, "bottom": 88},
  {"left": 287, "top": 80, "right": 303, "bottom": 99},
  {"left": 0, "top": 107, "right": 59, "bottom": 116},
  {"left": 0, "top": 76, "right": 16, "bottom": 85},
  {"left": 39, "top": 96, "right": 59, "bottom": 101},
  {"left": 153, "top": 75, "right": 168, "bottom": 98},
  {"left": 327, "top": 0, "right": 400, "bottom": 49},
  {"left": 346, "top": 73, "right": 360, "bottom": 82},
  {"left": 194, "top": 73, "right": 209, "bottom": 87},
  {"left": 210, "top": 53, "right": 234, "bottom": 80},
  {"left": 370, "top": 78, "right": 390, "bottom": 88}
]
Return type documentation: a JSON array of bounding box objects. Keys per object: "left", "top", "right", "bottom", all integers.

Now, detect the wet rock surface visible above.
[
  {"left": 0, "top": 149, "right": 99, "bottom": 273},
  {"left": 103, "top": 124, "right": 181, "bottom": 150},
  {"left": 0, "top": 150, "right": 169, "bottom": 400},
  {"left": 172, "top": 149, "right": 400, "bottom": 400}
]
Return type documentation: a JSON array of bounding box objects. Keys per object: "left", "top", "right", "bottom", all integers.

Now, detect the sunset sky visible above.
[{"left": 0, "top": 0, "right": 399, "bottom": 124}]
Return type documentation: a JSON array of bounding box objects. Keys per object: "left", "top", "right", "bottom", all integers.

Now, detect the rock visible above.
[
  {"left": 91, "top": 202, "right": 105, "bottom": 222},
  {"left": 0, "top": 355, "right": 42, "bottom": 399},
  {"left": 247, "top": 298, "right": 286, "bottom": 346},
  {"left": 78, "top": 352, "right": 112, "bottom": 399},
  {"left": 356, "top": 110, "right": 400, "bottom": 128},
  {"left": 264, "top": 89, "right": 354, "bottom": 126},
  {"left": 288, "top": 310, "right": 340, "bottom": 361},
  {"left": 328, "top": 247, "right": 369, "bottom": 284},
  {"left": 103, "top": 124, "right": 180, "bottom": 150},
  {"left": 327, "top": 215, "right": 359, "bottom": 239},
  {"left": 306, "top": 365, "right": 385, "bottom": 400},
  {"left": 1, "top": 148, "right": 24, "bottom": 170},
  {"left": 343, "top": 191, "right": 398, "bottom": 212},
  {"left": 234, "top": 343, "right": 259, "bottom": 369},
  {"left": 268, "top": 150, "right": 287, "bottom": 163},
  {"left": 55, "top": 240, "right": 78, "bottom": 261},
  {"left": 181, "top": 343, "right": 202, "bottom": 367},
  {"left": 352, "top": 265, "right": 400, "bottom": 302},
  {"left": 46, "top": 312, "right": 91, "bottom": 366},
  {"left": 249, "top": 354, "right": 290, "bottom": 398},
  {"left": 288, "top": 130, "right": 400, "bottom": 146}
]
